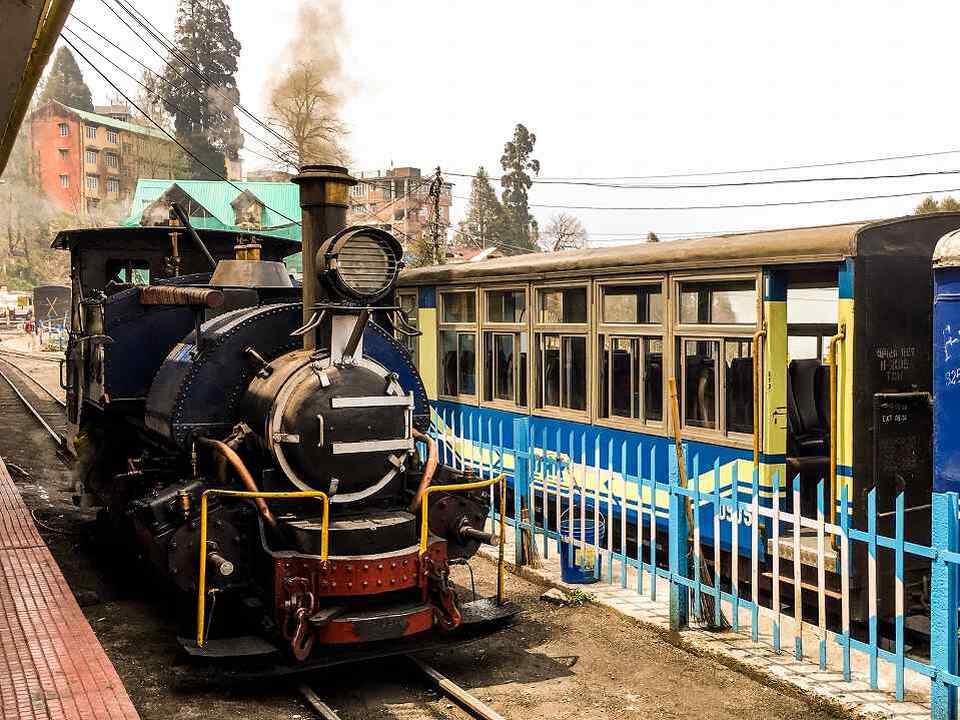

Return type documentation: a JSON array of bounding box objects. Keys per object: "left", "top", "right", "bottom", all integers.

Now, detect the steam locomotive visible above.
[{"left": 60, "top": 166, "right": 511, "bottom": 665}]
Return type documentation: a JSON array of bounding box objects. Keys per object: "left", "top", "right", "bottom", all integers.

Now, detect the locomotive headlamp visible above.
[{"left": 318, "top": 226, "right": 404, "bottom": 302}]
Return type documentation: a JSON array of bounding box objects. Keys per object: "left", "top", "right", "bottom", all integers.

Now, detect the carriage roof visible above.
[
  {"left": 51, "top": 225, "right": 300, "bottom": 257},
  {"left": 398, "top": 214, "right": 960, "bottom": 286}
]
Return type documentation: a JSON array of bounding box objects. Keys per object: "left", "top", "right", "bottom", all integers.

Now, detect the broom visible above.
[{"left": 668, "top": 377, "right": 729, "bottom": 630}]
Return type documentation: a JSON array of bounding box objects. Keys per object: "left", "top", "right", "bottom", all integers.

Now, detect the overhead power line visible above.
[
  {"left": 453, "top": 184, "right": 960, "bottom": 211},
  {"left": 61, "top": 34, "right": 303, "bottom": 227},
  {"left": 62, "top": 23, "right": 295, "bottom": 169},
  {"left": 446, "top": 167, "right": 960, "bottom": 191}
]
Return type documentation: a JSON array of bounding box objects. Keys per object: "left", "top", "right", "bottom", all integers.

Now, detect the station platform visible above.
[{"left": 0, "top": 458, "right": 139, "bottom": 719}]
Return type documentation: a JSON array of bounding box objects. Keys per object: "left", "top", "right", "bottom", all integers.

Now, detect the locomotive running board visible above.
[{"left": 177, "top": 597, "right": 520, "bottom": 676}]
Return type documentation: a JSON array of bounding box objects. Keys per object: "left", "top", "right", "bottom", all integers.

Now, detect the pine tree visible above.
[
  {"left": 39, "top": 47, "right": 94, "bottom": 111},
  {"left": 499, "top": 124, "right": 541, "bottom": 253},
  {"left": 163, "top": 0, "right": 243, "bottom": 179},
  {"left": 456, "top": 167, "right": 505, "bottom": 250}
]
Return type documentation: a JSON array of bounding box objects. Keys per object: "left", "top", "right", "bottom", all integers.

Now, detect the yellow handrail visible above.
[
  {"left": 418, "top": 474, "right": 506, "bottom": 556},
  {"left": 828, "top": 324, "right": 847, "bottom": 527},
  {"left": 752, "top": 325, "right": 767, "bottom": 472},
  {"left": 196, "top": 488, "right": 329, "bottom": 648}
]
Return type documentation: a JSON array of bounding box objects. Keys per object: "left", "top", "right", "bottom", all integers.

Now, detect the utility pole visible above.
[{"left": 428, "top": 166, "right": 444, "bottom": 264}]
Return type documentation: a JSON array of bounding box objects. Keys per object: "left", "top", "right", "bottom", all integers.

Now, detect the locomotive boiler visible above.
[{"left": 66, "top": 166, "right": 509, "bottom": 664}]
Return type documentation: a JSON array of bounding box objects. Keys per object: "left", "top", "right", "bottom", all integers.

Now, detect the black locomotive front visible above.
[{"left": 67, "top": 166, "right": 507, "bottom": 663}]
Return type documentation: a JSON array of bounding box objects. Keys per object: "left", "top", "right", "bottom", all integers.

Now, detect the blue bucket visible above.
[{"left": 558, "top": 512, "right": 605, "bottom": 584}]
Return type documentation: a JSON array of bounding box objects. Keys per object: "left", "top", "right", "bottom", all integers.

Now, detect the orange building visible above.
[{"left": 30, "top": 100, "right": 181, "bottom": 216}]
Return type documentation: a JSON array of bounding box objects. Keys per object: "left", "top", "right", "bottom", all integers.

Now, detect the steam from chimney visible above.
[{"left": 266, "top": 0, "right": 351, "bottom": 168}]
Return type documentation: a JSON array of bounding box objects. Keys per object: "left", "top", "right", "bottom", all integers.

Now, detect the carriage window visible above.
[
  {"left": 724, "top": 339, "right": 754, "bottom": 434},
  {"left": 681, "top": 340, "right": 719, "bottom": 430},
  {"left": 598, "top": 336, "right": 663, "bottom": 423},
  {"left": 440, "top": 330, "right": 476, "bottom": 397},
  {"left": 486, "top": 289, "right": 525, "bottom": 323},
  {"left": 537, "top": 334, "right": 586, "bottom": 412},
  {"left": 398, "top": 292, "right": 418, "bottom": 365},
  {"left": 538, "top": 287, "right": 587, "bottom": 324},
  {"left": 441, "top": 291, "right": 476, "bottom": 323},
  {"left": 679, "top": 280, "right": 756, "bottom": 325},
  {"left": 482, "top": 287, "right": 527, "bottom": 408},
  {"left": 601, "top": 285, "right": 663, "bottom": 324}
]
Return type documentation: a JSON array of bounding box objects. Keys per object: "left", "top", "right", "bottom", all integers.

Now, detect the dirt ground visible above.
[{"left": 0, "top": 342, "right": 840, "bottom": 720}]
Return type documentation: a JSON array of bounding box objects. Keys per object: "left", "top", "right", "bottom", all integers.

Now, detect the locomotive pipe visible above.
[
  {"left": 459, "top": 523, "right": 499, "bottom": 546},
  {"left": 139, "top": 286, "right": 225, "bottom": 308},
  {"left": 409, "top": 428, "right": 438, "bottom": 513},
  {"left": 291, "top": 165, "right": 357, "bottom": 351},
  {"left": 196, "top": 437, "right": 276, "bottom": 527},
  {"left": 170, "top": 202, "right": 217, "bottom": 271}
]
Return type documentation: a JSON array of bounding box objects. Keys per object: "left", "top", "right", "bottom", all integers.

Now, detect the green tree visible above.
[
  {"left": 915, "top": 196, "right": 960, "bottom": 214},
  {"left": 163, "top": 0, "right": 243, "bottom": 179},
  {"left": 39, "top": 47, "right": 94, "bottom": 111},
  {"left": 499, "top": 124, "right": 540, "bottom": 252},
  {"left": 456, "top": 167, "right": 505, "bottom": 250}
]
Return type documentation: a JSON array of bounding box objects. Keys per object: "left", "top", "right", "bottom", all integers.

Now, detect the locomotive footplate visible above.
[{"left": 178, "top": 597, "right": 520, "bottom": 675}]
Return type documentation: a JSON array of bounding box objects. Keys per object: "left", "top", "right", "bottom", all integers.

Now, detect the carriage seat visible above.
[{"left": 786, "top": 359, "right": 830, "bottom": 457}]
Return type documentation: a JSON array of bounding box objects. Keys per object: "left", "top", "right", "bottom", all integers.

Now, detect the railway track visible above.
[
  {"left": 299, "top": 655, "right": 506, "bottom": 720},
  {"left": 0, "top": 352, "right": 68, "bottom": 452}
]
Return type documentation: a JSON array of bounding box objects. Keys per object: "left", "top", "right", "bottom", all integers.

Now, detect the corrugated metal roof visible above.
[
  {"left": 59, "top": 101, "right": 170, "bottom": 141},
  {"left": 124, "top": 178, "right": 302, "bottom": 237}
]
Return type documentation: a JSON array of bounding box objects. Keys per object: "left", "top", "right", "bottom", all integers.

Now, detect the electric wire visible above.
[{"left": 61, "top": 34, "right": 303, "bottom": 227}]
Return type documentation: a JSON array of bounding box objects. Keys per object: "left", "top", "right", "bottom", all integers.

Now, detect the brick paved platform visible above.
[{"left": 0, "top": 458, "right": 139, "bottom": 720}]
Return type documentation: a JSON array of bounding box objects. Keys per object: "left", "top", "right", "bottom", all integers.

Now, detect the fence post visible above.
[
  {"left": 669, "top": 445, "right": 689, "bottom": 631},
  {"left": 931, "top": 491, "right": 958, "bottom": 720},
  {"left": 512, "top": 417, "right": 532, "bottom": 567}
]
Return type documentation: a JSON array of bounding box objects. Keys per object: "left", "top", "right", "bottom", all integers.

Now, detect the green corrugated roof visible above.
[
  {"left": 123, "top": 178, "right": 302, "bottom": 272},
  {"left": 59, "top": 102, "right": 170, "bottom": 141},
  {"left": 124, "top": 178, "right": 302, "bottom": 232}
]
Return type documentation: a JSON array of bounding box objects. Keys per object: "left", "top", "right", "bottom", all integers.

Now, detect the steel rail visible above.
[
  {"left": 0, "top": 359, "right": 64, "bottom": 447},
  {"left": 0, "top": 353, "right": 67, "bottom": 408}
]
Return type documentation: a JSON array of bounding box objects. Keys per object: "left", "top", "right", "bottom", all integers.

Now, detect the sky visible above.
[{"left": 63, "top": 0, "right": 960, "bottom": 244}]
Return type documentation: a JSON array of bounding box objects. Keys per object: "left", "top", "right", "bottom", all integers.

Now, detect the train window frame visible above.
[
  {"left": 437, "top": 287, "right": 479, "bottom": 405},
  {"left": 532, "top": 281, "right": 591, "bottom": 420},
  {"left": 481, "top": 284, "right": 529, "bottom": 412},
  {"left": 398, "top": 290, "right": 419, "bottom": 366},
  {"left": 595, "top": 276, "right": 667, "bottom": 433},
  {"left": 671, "top": 271, "right": 760, "bottom": 445}
]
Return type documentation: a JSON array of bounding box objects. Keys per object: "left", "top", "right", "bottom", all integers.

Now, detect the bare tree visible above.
[
  {"left": 540, "top": 212, "right": 587, "bottom": 252},
  {"left": 268, "top": 60, "right": 348, "bottom": 167}
]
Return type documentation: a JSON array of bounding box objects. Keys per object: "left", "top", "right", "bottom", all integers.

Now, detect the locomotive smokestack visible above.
[{"left": 291, "top": 164, "right": 357, "bottom": 350}]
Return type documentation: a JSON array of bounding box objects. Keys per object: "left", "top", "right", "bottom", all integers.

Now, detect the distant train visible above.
[
  {"left": 32, "top": 284, "right": 71, "bottom": 326},
  {"left": 0, "top": 286, "right": 33, "bottom": 320}
]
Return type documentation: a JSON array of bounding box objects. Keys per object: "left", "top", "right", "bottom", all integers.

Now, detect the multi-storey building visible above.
[
  {"left": 348, "top": 166, "right": 453, "bottom": 244},
  {"left": 30, "top": 100, "right": 181, "bottom": 216}
]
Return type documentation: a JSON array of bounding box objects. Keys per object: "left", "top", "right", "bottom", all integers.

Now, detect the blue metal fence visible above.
[{"left": 429, "top": 406, "right": 960, "bottom": 719}]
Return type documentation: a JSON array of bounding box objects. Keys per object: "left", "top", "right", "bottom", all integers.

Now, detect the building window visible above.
[
  {"left": 59, "top": 174, "right": 69, "bottom": 188},
  {"left": 85, "top": 125, "right": 97, "bottom": 140},
  {"left": 106, "top": 178, "right": 119, "bottom": 194},
  {"left": 106, "top": 129, "right": 118, "bottom": 144},
  {"left": 105, "top": 152, "right": 119, "bottom": 169},
  {"left": 398, "top": 291, "right": 418, "bottom": 365},
  {"left": 439, "top": 290, "right": 477, "bottom": 400},
  {"left": 534, "top": 285, "right": 588, "bottom": 414},
  {"left": 85, "top": 149, "right": 98, "bottom": 165},
  {"left": 86, "top": 174, "right": 98, "bottom": 191},
  {"left": 86, "top": 198, "right": 100, "bottom": 213},
  {"left": 57, "top": 148, "right": 69, "bottom": 161},
  {"left": 675, "top": 276, "right": 758, "bottom": 437},
  {"left": 57, "top": 123, "right": 69, "bottom": 137},
  {"left": 597, "top": 281, "right": 665, "bottom": 426},
  {"left": 482, "top": 288, "right": 528, "bottom": 408}
]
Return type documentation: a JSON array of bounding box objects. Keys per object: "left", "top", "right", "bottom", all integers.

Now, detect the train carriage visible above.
[{"left": 396, "top": 213, "right": 960, "bottom": 622}]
